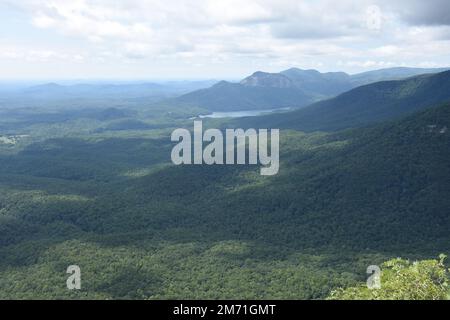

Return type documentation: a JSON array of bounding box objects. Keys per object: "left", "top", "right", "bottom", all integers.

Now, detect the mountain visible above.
[
  {"left": 240, "top": 71, "right": 296, "bottom": 88},
  {"left": 349, "top": 67, "right": 450, "bottom": 85},
  {"left": 280, "top": 67, "right": 450, "bottom": 97},
  {"left": 166, "top": 67, "right": 448, "bottom": 112},
  {"left": 235, "top": 70, "right": 450, "bottom": 132},
  {"left": 163, "top": 76, "right": 315, "bottom": 111},
  {"left": 23, "top": 83, "right": 165, "bottom": 99},
  {"left": 280, "top": 68, "right": 352, "bottom": 97},
  {"left": 0, "top": 80, "right": 219, "bottom": 109}
]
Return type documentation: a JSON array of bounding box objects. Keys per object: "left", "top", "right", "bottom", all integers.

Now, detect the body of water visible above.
[{"left": 196, "top": 108, "right": 291, "bottom": 119}]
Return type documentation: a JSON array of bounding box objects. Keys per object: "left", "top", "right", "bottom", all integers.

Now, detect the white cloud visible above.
[
  {"left": 0, "top": 44, "right": 86, "bottom": 63},
  {"left": 371, "top": 45, "right": 401, "bottom": 57},
  {"left": 1, "top": 0, "right": 450, "bottom": 78},
  {"left": 28, "top": 0, "right": 153, "bottom": 40},
  {"left": 339, "top": 60, "right": 397, "bottom": 68},
  {"left": 32, "top": 12, "right": 57, "bottom": 28}
]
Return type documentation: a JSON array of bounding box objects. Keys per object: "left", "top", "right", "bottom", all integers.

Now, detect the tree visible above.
[{"left": 328, "top": 255, "right": 449, "bottom": 300}]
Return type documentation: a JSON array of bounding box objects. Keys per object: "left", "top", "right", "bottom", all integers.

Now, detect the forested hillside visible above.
[
  {"left": 165, "top": 67, "right": 449, "bottom": 112},
  {"left": 0, "top": 98, "right": 449, "bottom": 298},
  {"left": 162, "top": 78, "right": 314, "bottom": 111},
  {"left": 234, "top": 70, "right": 450, "bottom": 131}
]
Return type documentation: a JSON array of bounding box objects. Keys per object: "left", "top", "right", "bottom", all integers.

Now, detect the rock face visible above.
[
  {"left": 165, "top": 67, "right": 450, "bottom": 112},
  {"left": 240, "top": 72, "right": 295, "bottom": 89},
  {"left": 236, "top": 70, "right": 450, "bottom": 132}
]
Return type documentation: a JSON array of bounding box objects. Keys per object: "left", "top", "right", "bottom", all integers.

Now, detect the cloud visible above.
[
  {"left": 0, "top": 44, "right": 86, "bottom": 63},
  {"left": 371, "top": 45, "right": 401, "bottom": 57},
  {"left": 28, "top": 1, "right": 153, "bottom": 41},
  {"left": 204, "top": 0, "right": 280, "bottom": 25},
  {"left": 1, "top": 0, "right": 450, "bottom": 78},
  {"left": 32, "top": 12, "right": 57, "bottom": 28},
  {"left": 339, "top": 60, "right": 397, "bottom": 68},
  {"left": 388, "top": 0, "right": 450, "bottom": 26}
]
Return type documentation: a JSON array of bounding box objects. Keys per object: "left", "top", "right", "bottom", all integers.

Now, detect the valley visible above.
[{"left": 0, "top": 68, "right": 449, "bottom": 299}]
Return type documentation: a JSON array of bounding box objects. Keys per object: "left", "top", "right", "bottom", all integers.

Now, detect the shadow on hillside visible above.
[{"left": 0, "top": 119, "right": 449, "bottom": 273}]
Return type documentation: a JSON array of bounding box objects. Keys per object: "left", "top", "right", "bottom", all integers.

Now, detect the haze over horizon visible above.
[{"left": 1, "top": 0, "right": 450, "bottom": 79}]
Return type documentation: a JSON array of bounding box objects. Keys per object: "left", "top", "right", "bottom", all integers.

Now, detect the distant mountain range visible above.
[
  {"left": 0, "top": 80, "right": 219, "bottom": 109},
  {"left": 166, "top": 67, "right": 449, "bottom": 111},
  {"left": 21, "top": 80, "right": 217, "bottom": 98},
  {"left": 233, "top": 70, "right": 450, "bottom": 132}
]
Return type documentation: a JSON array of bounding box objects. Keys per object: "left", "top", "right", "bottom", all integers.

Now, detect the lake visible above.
[{"left": 197, "top": 108, "right": 291, "bottom": 119}]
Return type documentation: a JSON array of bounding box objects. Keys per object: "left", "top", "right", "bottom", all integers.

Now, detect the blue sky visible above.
[{"left": 1, "top": 0, "right": 450, "bottom": 80}]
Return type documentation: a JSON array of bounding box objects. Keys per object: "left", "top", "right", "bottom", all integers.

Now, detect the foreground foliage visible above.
[{"left": 329, "top": 255, "right": 449, "bottom": 300}]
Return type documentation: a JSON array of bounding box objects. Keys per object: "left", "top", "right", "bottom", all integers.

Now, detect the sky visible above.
[{"left": 1, "top": 0, "right": 450, "bottom": 80}]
